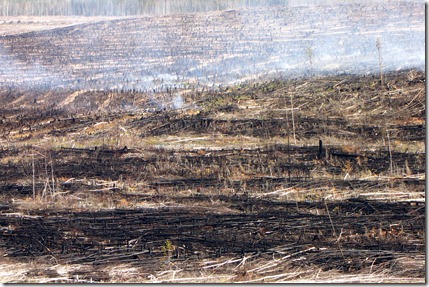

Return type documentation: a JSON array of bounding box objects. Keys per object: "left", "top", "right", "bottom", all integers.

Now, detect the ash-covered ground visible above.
[
  {"left": 0, "top": 1, "right": 424, "bottom": 94},
  {"left": 0, "top": 1, "right": 425, "bottom": 283}
]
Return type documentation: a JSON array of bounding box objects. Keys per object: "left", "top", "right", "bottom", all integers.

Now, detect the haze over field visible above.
[
  {"left": 0, "top": 0, "right": 424, "bottom": 92},
  {"left": 0, "top": 1, "right": 425, "bottom": 284}
]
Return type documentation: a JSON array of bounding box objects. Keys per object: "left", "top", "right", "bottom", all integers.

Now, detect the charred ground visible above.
[{"left": 0, "top": 69, "right": 425, "bottom": 283}]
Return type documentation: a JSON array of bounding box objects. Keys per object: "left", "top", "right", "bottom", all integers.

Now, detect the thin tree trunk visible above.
[
  {"left": 290, "top": 94, "right": 296, "bottom": 144},
  {"left": 50, "top": 152, "right": 55, "bottom": 195},
  {"left": 376, "top": 38, "right": 384, "bottom": 89},
  {"left": 32, "top": 147, "right": 35, "bottom": 199},
  {"left": 387, "top": 130, "right": 393, "bottom": 174}
]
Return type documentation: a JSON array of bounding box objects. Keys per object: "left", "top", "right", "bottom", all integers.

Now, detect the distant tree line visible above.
[{"left": 0, "top": 0, "right": 291, "bottom": 16}]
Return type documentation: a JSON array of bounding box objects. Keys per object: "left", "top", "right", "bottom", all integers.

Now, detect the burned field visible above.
[
  {"left": 0, "top": 2, "right": 423, "bottom": 92},
  {"left": 1, "top": 199, "right": 425, "bottom": 283},
  {"left": 0, "top": 69, "right": 425, "bottom": 283}
]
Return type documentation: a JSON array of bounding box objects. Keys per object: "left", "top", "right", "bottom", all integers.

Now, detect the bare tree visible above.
[{"left": 376, "top": 38, "right": 384, "bottom": 89}]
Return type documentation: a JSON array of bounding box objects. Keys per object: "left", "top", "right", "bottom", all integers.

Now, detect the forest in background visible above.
[
  {"left": 1, "top": 0, "right": 286, "bottom": 16},
  {"left": 0, "top": 0, "right": 414, "bottom": 16}
]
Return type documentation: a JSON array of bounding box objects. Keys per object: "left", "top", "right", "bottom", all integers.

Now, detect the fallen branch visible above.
[{"left": 202, "top": 257, "right": 242, "bottom": 269}]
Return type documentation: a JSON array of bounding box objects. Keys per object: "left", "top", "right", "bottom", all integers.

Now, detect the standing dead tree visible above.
[
  {"left": 30, "top": 147, "right": 57, "bottom": 200},
  {"left": 376, "top": 38, "right": 384, "bottom": 89}
]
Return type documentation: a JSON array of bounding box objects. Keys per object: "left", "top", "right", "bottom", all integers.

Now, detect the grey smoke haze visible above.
[
  {"left": 0, "top": 45, "right": 64, "bottom": 89},
  {"left": 0, "top": 1, "right": 424, "bottom": 92},
  {"left": 172, "top": 94, "right": 184, "bottom": 110}
]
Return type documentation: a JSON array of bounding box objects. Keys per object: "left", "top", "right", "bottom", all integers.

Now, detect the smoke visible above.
[
  {"left": 0, "top": 43, "right": 66, "bottom": 90},
  {"left": 0, "top": 1, "right": 424, "bottom": 95},
  {"left": 172, "top": 94, "right": 184, "bottom": 110}
]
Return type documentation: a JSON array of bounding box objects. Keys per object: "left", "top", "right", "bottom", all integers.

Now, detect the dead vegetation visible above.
[{"left": 0, "top": 69, "right": 425, "bottom": 283}]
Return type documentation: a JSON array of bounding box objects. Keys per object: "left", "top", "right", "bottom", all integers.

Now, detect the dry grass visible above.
[
  {"left": 0, "top": 70, "right": 424, "bottom": 283},
  {"left": 1, "top": 250, "right": 424, "bottom": 283}
]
